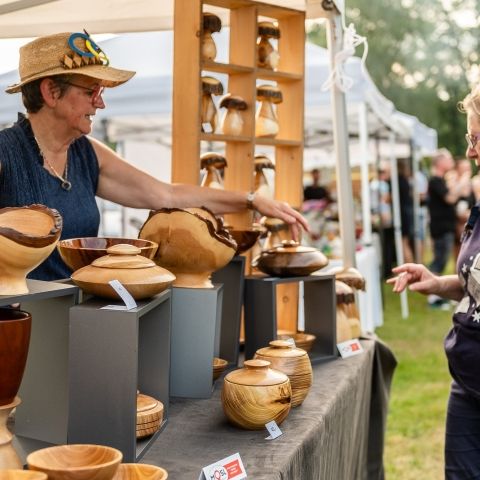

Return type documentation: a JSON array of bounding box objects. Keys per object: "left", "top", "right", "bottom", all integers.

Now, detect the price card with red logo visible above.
[
  {"left": 200, "top": 453, "right": 247, "bottom": 480},
  {"left": 337, "top": 339, "right": 364, "bottom": 358}
]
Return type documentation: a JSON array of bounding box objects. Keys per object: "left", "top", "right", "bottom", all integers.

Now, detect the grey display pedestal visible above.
[
  {"left": 211, "top": 256, "right": 245, "bottom": 366},
  {"left": 170, "top": 285, "right": 223, "bottom": 398},
  {"left": 68, "top": 290, "right": 171, "bottom": 462},
  {"left": 0, "top": 280, "right": 80, "bottom": 449},
  {"left": 244, "top": 273, "right": 337, "bottom": 363}
]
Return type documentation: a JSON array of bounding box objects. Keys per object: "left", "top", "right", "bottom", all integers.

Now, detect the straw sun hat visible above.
[{"left": 6, "top": 31, "right": 135, "bottom": 94}]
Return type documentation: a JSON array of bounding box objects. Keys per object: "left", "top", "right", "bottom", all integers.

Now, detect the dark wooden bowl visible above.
[
  {"left": 57, "top": 237, "right": 158, "bottom": 272},
  {"left": 228, "top": 228, "right": 262, "bottom": 255}
]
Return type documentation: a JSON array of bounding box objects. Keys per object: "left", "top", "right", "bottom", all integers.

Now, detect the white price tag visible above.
[
  {"left": 337, "top": 339, "right": 364, "bottom": 358},
  {"left": 99, "top": 280, "right": 137, "bottom": 311},
  {"left": 202, "top": 122, "right": 213, "bottom": 133},
  {"left": 265, "top": 420, "right": 282, "bottom": 440},
  {"left": 200, "top": 453, "right": 247, "bottom": 480}
]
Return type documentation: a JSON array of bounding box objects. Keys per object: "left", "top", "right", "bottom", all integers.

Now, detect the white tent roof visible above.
[{"left": 0, "top": 30, "right": 437, "bottom": 154}]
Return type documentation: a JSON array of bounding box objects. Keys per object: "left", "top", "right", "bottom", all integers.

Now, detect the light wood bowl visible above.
[
  {"left": 0, "top": 472, "right": 47, "bottom": 480},
  {"left": 254, "top": 340, "right": 313, "bottom": 407},
  {"left": 113, "top": 464, "right": 168, "bottom": 480},
  {"left": 212, "top": 357, "right": 228, "bottom": 381},
  {"left": 139, "top": 208, "right": 236, "bottom": 288},
  {"left": 222, "top": 359, "right": 292, "bottom": 430},
  {"left": 58, "top": 237, "right": 158, "bottom": 272},
  {"left": 27, "top": 444, "right": 122, "bottom": 480},
  {"left": 0, "top": 205, "right": 62, "bottom": 294},
  {"left": 277, "top": 332, "right": 316, "bottom": 353}
]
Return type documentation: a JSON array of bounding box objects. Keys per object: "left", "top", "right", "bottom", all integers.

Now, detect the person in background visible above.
[
  {"left": 397, "top": 159, "right": 414, "bottom": 263},
  {"left": 388, "top": 83, "right": 480, "bottom": 478},
  {"left": 0, "top": 31, "right": 308, "bottom": 281},
  {"left": 303, "top": 168, "right": 331, "bottom": 202},
  {"left": 426, "top": 148, "right": 470, "bottom": 308},
  {"left": 414, "top": 166, "right": 429, "bottom": 262}
]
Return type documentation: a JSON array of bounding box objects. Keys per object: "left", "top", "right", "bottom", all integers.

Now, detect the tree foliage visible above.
[{"left": 307, "top": 0, "right": 480, "bottom": 156}]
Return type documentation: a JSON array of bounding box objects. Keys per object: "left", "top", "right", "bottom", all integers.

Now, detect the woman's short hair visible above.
[
  {"left": 21, "top": 75, "right": 72, "bottom": 113},
  {"left": 458, "top": 85, "right": 480, "bottom": 116}
]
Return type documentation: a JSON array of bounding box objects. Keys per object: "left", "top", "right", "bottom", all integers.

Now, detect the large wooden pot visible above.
[
  {"left": 139, "top": 208, "right": 237, "bottom": 288},
  {"left": 0, "top": 205, "right": 62, "bottom": 294},
  {"left": 254, "top": 340, "right": 312, "bottom": 407},
  {"left": 221, "top": 359, "right": 292, "bottom": 430},
  {"left": 71, "top": 244, "right": 175, "bottom": 300},
  {"left": 27, "top": 444, "right": 122, "bottom": 480},
  {"left": 0, "top": 308, "right": 31, "bottom": 406}
]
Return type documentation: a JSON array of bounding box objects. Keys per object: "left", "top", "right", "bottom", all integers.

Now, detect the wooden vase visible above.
[
  {"left": 254, "top": 340, "right": 312, "bottom": 407},
  {"left": 0, "top": 397, "right": 22, "bottom": 470},
  {"left": 0, "top": 205, "right": 62, "bottom": 294},
  {"left": 255, "top": 100, "right": 278, "bottom": 138},
  {"left": 113, "top": 464, "right": 168, "bottom": 480},
  {"left": 27, "top": 444, "right": 122, "bottom": 480},
  {"left": 0, "top": 308, "right": 32, "bottom": 406},
  {"left": 221, "top": 359, "right": 292, "bottom": 430}
]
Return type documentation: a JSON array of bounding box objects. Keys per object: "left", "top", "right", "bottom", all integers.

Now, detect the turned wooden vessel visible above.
[
  {"left": 0, "top": 471, "right": 47, "bottom": 480},
  {"left": 222, "top": 359, "right": 292, "bottom": 430},
  {"left": 139, "top": 207, "right": 237, "bottom": 288},
  {"left": 0, "top": 205, "right": 62, "bottom": 294},
  {"left": 254, "top": 154, "right": 275, "bottom": 199},
  {"left": 255, "top": 84, "right": 282, "bottom": 138},
  {"left": 254, "top": 340, "right": 312, "bottom": 407},
  {"left": 219, "top": 94, "right": 247, "bottom": 136},
  {"left": 0, "top": 308, "right": 31, "bottom": 406},
  {"left": 136, "top": 393, "right": 163, "bottom": 439},
  {"left": 257, "top": 21, "right": 280, "bottom": 70},
  {"left": 0, "top": 397, "right": 22, "bottom": 469},
  {"left": 71, "top": 244, "right": 175, "bottom": 300},
  {"left": 57, "top": 237, "right": 158, "bottom": 272},
  {"left": 27, "top": 444, "right": 122, "bottom": 480},
  {"left": 261, "top": 217, "right": 292, "bottom": 251},
  {"left": 329, "top": 266, "right": 366, "bottom": 291},
  {"left": 336, "top": 280, "right": 361, "bottom": 339},
  {"left": 213, "top": 357, "right": 228, "bottom": 381},
  {"left": 201, "top": 76, "right": 223, "bottom": 133},
  {"left": 113, "top": 464, "right": 168, "bottom": 480},
  {"left": 335, "top": 280, "right": 354, "bottom": 343},
  {"left": 277, "top": 332, "right": 317, "bottom": 353},
  {"left": 226, "top": 225, "right": 263, "bottom": 255},
  {"left": 201, "top": 12, "right": 221, "bottom": 61},
  {"left": 200, "top": 152, "right": 227, "bottom": 189},
  {"left": 254, "top": 240, "right": 328, "bottom": 277}
]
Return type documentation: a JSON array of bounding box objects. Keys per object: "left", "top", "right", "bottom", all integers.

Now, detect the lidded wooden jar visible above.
[
  {"left": 221, "top": 359, "right": 292, "bottom": 430},
  {"left": 254, "top": 340, "right": 312, "bottom": 407},
  {"left": 71, "top": 244, "right": 176, "bottom": 300}
]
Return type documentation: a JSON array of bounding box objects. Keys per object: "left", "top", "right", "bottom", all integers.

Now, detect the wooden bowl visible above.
[
  {"left": 113, "top": 464, "right": 168, "bottom": 480},
  {"left": 57, "top": 237, "right": 158, "bottom": 272},
  {"left": 212, "top": 357, "right": 228, "bottom": 381},
  {"left": 254, "top": 340, "right": 312, "bottom": 407},
  {"left": 0, "top": 472, "right": 47, "bottom": 480},
  {"left": 139, "top": 208, "right": 236, "bottom": 288},
  {"left": 136, "top": 393, "right": 163, "bottom": 439},
  {"left": 27, "top": 444, "right": 122, "bottom": 480},
  {"left": 222, "top": 359, "right": 292, "bottom": 430},
  {"left": 0, "top": 205, "right": 62, "bottom": 294},
  {"left": 278, "top": 332, "right": 316, "bottom": 353},
  {"left": 227, "top": 228, "right": 262, "bottom": 255}
]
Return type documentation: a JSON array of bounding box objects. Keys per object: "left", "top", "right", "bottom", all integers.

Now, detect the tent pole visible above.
[
  {"left": 389, "top": 131, "right": 409, "bottom": 318},
  {"left": 326, "top": 15, "right": 357, "bottom": 269},
  {"left": 358, "top": 102, "right": 372, "bottom": 245}
]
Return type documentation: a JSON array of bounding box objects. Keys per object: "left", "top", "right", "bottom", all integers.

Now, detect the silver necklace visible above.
[{"left": 35, "top": 137, "right": 72, "bottom": 191}]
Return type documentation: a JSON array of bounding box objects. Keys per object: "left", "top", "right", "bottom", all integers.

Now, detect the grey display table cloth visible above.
[{"left": 142, "top": 338, "right": 396, "bottom": 479}]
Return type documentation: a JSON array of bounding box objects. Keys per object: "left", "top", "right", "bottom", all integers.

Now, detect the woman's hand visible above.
[{"left": 386, "top": 263, "right": 441, "bottom": 295}]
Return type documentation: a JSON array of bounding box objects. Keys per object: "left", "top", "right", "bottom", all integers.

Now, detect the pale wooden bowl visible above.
[
  {"left": 0, "top": 471, "right": 47, "bottom": 480},
  {"left": 113, "top": 464, "right": 168, "bottom": 480},
  {"left": 57, "top": 237, "right": 158, "bottom": 272},
  {"left": 278, "top": 332, "right": 317, "bottom": 353},
  {"left": 0, "top": 205, "right": 62, "bottom": 294},
  {"left": 139, "top": 207, "right": 236, "bottom": 288},
  {"left": 27, "top": 444, "right": 122, "bottom": 480}
]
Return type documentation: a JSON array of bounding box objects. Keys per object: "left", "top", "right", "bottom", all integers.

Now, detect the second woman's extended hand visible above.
[{"left": 386, "top": 263, "right": 441, "bottom": 295}]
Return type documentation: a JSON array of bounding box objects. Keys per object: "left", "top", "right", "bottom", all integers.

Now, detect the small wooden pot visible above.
[
  {"left": 113, "top": 464, "right": 168, "bottom": 480},
  {"left": 0, "top": 308, "right": 31, "bottom": 406},
  {"left": 212, "top": 357, "right": 228, "bottom": 381},
  {"left": 136, "top": 393, "right": 164, "bottom": 439},
  {"left": 254, "top": 340, "right": 312, "bottom": 407},
  {"left": 221, "top": 359, "right": 292, "bottom": 430}
]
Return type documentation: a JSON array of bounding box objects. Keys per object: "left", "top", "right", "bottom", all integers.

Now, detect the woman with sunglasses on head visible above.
[
  {"left": 0, "top": 32, "right": 308, "bottom": 281},
  {"left": 388, "top": 85, "right": 480, "bottom": 479}
]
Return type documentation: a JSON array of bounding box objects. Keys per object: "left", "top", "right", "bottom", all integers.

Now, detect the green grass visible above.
[{"left": 377, "top": 286, "right": 453, "bottom": 480}]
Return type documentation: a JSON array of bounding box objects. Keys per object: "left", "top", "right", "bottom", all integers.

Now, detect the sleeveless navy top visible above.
[
  {"left": 445, "top": 204, "right": 480, "bottom": 398},
  {"left": 0, "top": 113, "right": 100, "bottom": 280}
]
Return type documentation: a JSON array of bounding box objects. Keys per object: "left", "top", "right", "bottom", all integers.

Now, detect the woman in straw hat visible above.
[{"left": 1, "top": 31, "right": 307, "bottom": 280}]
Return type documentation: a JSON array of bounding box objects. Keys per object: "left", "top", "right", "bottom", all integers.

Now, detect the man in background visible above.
[{"left": 303, "top": 168, "right": 330, "bottom": 201}]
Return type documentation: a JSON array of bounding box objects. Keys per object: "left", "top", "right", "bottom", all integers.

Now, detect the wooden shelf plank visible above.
[
  {"left": 254, "top": 137, "right": 302, "bottom": 147},
  {"left": 201, "top": 132, "right": 252, "bottom": 143},
  {"left": 256, "top": 68, "right": 303, "bottom": 82},
  {"left": 202, "top": 60, "right": 254, "bottom": 75}
]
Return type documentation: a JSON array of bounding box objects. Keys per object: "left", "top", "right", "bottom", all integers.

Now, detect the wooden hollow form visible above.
[
  {"left": 27, "top": 444, "right": 123, "bottom": 480},
  {"left": 221, "top": 109, "right": 244, "bottom": 136},
  {"left": 0, "top": 397, "right": 22, "bottom": 470},
  {"left": 221, "top": 359, "right": 292, "bottom": 430},
  {"left": 0, "top": 471, "right": 47, "bottom": 480},
  {"left": 139, "top": 208, "right": 236, "bottom": 288},
  {"left": 136, "top": 393, "right": 163, "bottom": 438},
  {"left": 212, "top": 357, "right": 228, "bottom": 381},
  {"left": 255, "top": 100, "right": 278, "bottom": 138},
  {"left": 254, "top": 340, "right": 312, "bottom": 407},
  {"left": 227, "top": 228, "right": 262, "bottom": 255},
  {"left": 0, "top": 205, "right": 62, "bottom": 295},
  {"left": 112, "top": 464, "right": 168, "bottom": 480}
]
